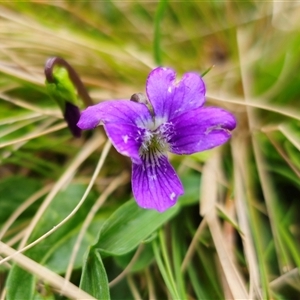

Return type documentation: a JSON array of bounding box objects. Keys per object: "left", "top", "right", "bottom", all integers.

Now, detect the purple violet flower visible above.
[{"left": 77, "top": 67, "right": 236, "bottom": 212}]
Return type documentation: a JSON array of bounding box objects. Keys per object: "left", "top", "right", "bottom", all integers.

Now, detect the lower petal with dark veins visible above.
[{"left": 131, "top": 154, "right": 184, "bottom": 212}]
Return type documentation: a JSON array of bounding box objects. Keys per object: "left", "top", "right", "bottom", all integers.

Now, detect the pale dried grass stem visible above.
[
  {"left": 0, "top": 133, "right": 105, "bottom": 266},
  {"left": 0, "top": 241, "right": 96, "bottom": 300},
  {"left": 109, "top": 243, "right": 144, "bottom": 288},
  {"left": 200, "top": 151, "right": 248, "bottom": 299},
  {"left": 64, "top": 171, "right": 130, "bottom": 284}
]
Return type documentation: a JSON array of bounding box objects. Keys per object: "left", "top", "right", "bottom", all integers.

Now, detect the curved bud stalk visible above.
[{"left": 44, "top": 57, "right": 93, "bottom": 137}]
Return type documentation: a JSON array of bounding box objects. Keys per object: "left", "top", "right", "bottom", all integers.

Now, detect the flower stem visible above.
[
  {"left": 158, "top": 229, "right": 179, "bottom": 298},
  {"left": 152, "top": 229, "right": 180, "bottom": 299},
  {"left": 152, "top": 237, "right": 179, "bottom": 299},
  {"left": 44, "top": 57, "right": 93, "bottom": 107}
]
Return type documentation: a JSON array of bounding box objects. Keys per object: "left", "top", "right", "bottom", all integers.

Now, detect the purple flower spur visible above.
[{"left": 77, "top": 67, "right": 236, "bottom": 212}]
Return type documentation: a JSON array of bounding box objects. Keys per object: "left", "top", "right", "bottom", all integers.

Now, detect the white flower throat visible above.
[
  {"left": 130, "top": 93, "right": 173, "bottom": 160},
  {"left": 139, "top": 120, "right": 173, "bottom": 159}
]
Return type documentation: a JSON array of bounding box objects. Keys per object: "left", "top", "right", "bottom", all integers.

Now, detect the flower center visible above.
[
  {"left": 139, "top": 122, "right": 174, "bottom": 162},
  {"left": 139, "top": 129, "right": 168, "bottom": 158}
]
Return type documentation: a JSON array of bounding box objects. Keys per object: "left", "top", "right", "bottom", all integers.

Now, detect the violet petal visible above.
[
  {"left": 77, "top": 100, "right": 153, "bottom": 163},
  {"left": 169, "top": 107, "right": 236, "bottom": 154},
  {"left": 104, "top": 123, "right": 144, "bottom": 164},
  {"left": 132, "top": 155, "right": 184, "bottom": 212},
  {"left": 146, "top": 67, "right": 206, "bottom": 120},
  {"left": 77, "top": 100, "right": 152, "bottom": 130}
]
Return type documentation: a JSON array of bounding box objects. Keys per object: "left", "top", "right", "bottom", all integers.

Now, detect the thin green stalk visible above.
[
  {"left": 279, "top": 225, "right": 300, "bottom": 267},
  {"left": 152, "top": 235, "right": 179, "bottom": 299},
  {"left": 171, "top": 223, "right": 186, "bottom": 299},
  {"left": 201, "top": 65, "right": 214, "bottom": 77},
  {"left": 187, "top": 263, "right": 207, "bottom": 299},
  {"left": 248, "top": 196, "right": 271, "bottom": 299},
  {"left": 158, "top": 229, "right": 180, "bottom": 298}
]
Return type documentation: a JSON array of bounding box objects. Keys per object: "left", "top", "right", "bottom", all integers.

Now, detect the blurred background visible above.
[{"left": 0, "top": 1, "right": 300, "bottom": 299}]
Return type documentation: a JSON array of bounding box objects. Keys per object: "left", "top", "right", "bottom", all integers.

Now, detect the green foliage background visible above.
[{"left": 0, "top": 1, "right": 300, "bottom": 299}]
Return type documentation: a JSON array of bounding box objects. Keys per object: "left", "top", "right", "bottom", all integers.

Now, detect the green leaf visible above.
[
  {"left": 5, "top": 184, "right": 98, "bottom": 298},
  {"left": 0, "top": 176, "right": 41, "bottom": 225},
  {"left": 29, "top": 184, "right": 96, "bottom": 247},
  {"left": 114, "top": 243, "right": 154, "bottom": 273},
  {"left": 42, "top": 217, "right": 105, "bottom": 273},
  {"left": 33, "top": 290, "right": 55, "bottom": 300},
  {"left": 217, "top": 206, "right": 243, "bottom": 235},
  {"left": 80, "top": 248, "right": 110, "bottom": 299},
  {"left": 95, "top": 199, "right": 179, "bottom": 256},
  {"left": 6, "top": 264, "right": 35, "bottom": 300},
  {"left": 178, "top": 172, "right": 200, "bottom": 206}
]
